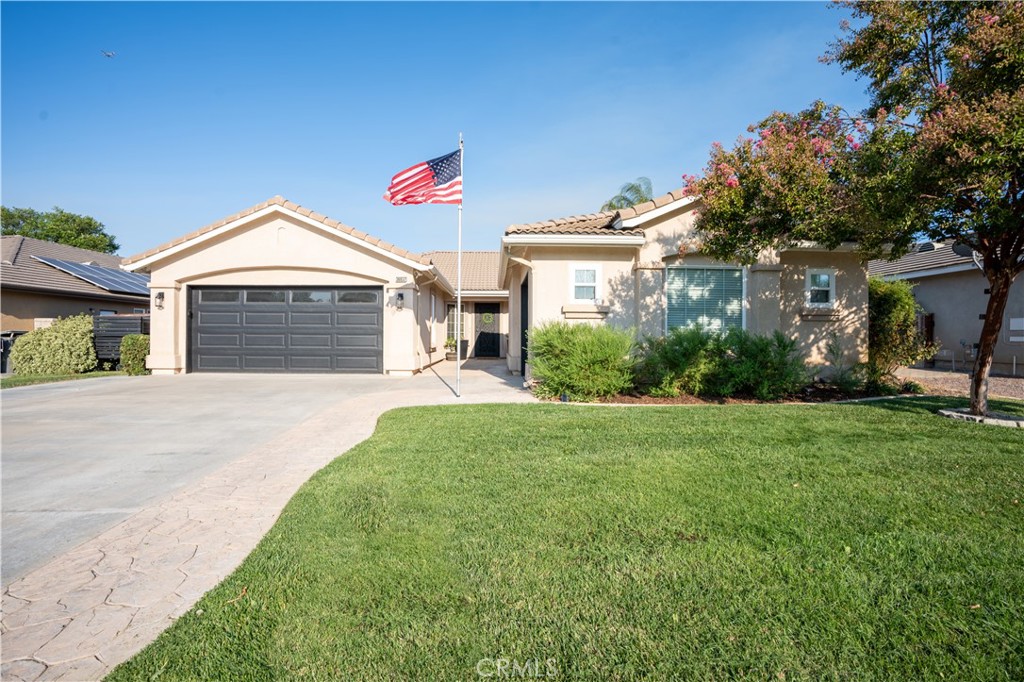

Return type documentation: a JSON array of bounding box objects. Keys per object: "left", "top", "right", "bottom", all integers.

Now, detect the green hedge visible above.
[
  {"left": 868, "top": 277, "right": 937, "bottom": 386},
  {"left": 635, "top": 327, "right": 808, "bottom": 401},
  {"left": 10, "top": 314, "right": 97, "bottom": 375},
  {"left": 119, "top": 334, "right": 149, "bottom": 375},
  {"left": 528, "top": 322, "right": 635, "bottom": 401}
]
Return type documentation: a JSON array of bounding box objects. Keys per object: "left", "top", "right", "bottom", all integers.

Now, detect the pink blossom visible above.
[
  {"left": 786, "top": 142, "right": 795, "bottom": 151},
  {"left": 846, "top": 134, "right": 856, "bottom": 144},
  {"left": 851, "top": 142, "right": 861, "bottom": 151},
  {"left": 725, "top": 177, "right": 739, "bottom": 188},
  {"left": 983, "top": 14, "right": 999, "bottom": 26}
]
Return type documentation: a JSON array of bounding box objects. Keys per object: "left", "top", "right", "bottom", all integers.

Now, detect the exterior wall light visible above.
[
  {"left": 396, "top": 292, "right": 404, "bottom": 310},
  {"left": 155, "top": 291, "right": 165, "bottom": 309}
]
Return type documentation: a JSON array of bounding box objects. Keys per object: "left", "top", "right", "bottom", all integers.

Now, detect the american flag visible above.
[{"left": 383, "top": 149, "right": 462, "bottom": 205}]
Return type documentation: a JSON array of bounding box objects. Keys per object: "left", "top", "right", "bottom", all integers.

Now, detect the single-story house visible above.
[
  {"left": 869, "top": 242, "right": 1024, "bottom": 375},
  {"left": 121, "top": 191, "right": 868, "bottom": 377},
  {"left": 122, "top": 196, "right": 462, "bottom": 375},
  {"left": 499, "top": 190, "right": 868, "bottom": 377},
  {"left": 1, "top": 235, "right": 150, "bottom": 332}
]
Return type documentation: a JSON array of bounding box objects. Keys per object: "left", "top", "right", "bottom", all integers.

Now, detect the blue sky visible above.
[{"left": 1, "top": 2, "right": 870, "bottom": 258}]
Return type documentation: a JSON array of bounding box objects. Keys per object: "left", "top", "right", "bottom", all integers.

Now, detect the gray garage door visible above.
[{"left": 190, "top": 286, "right": 383, "bottom": 373}]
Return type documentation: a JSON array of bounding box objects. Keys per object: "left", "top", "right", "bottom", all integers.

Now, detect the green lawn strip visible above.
[
  {"left": 107, "top": 399, "right": 1024, "bottom": 681},
  {"left": 0, "top": 370, "right": 126, "bottom": 389}
]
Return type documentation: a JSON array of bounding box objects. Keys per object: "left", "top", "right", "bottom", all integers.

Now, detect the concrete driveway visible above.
[
  {"left": 2, "top": 372, "right": 399, "bottom": 584},
  {"left": 1, "top": 360, "right": 534, "bottom": 681}
]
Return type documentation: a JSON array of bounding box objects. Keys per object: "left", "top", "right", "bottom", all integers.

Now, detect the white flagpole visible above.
[{"left": 456, "top": 133, "right": 464, "bottom": 398}]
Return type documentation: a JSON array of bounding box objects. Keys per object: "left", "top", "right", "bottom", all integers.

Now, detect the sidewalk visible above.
[{"left": 1, "top": 360, "right": 534, "bottom": 681}]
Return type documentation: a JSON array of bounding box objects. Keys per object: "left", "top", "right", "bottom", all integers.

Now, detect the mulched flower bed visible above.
[{"left": 591, "top": 383, "right": 869, "bottom": 405}]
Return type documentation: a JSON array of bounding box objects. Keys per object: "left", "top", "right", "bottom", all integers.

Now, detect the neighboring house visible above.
[
  {"left": 869, "top": 242, "right": 1024, "bottom": 375},
  {"left": 421, "top": 251, "right": 508, "bottom": 358},
  {"left": 499, "top": 189, "right": 869, "bottom": 377},
  {"left": 122, "top": 196, "right": 458, "bottom": 375},
  {"left": 1, "top": 235, "right": 150, "bottom": 332}
]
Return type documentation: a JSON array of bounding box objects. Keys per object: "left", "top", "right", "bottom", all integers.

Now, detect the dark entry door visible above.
[{"left": 474, "top": 303, "right": 500, "bottom": 357}]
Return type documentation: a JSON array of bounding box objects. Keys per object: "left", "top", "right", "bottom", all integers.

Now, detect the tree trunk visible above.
[{"left": 969, "top": 272, "right": 1013, "bottom": 416}]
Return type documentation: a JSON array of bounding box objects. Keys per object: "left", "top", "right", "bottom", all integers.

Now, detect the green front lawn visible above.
[
  {"left": 0, "top": 370, "right": 126, "bottom": 389},
  {"left": 109, "top": 398, "right": 1024, "bottom": 681}
]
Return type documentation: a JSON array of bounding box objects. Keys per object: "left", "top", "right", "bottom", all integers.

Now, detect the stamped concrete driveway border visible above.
[{"left": 1, "top": 360, "right": 534, "bottom": 682}]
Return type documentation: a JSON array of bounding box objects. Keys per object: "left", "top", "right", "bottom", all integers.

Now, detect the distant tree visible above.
[
  {"left": 683, "top": 1, "right": 1023, "bottom": 417},
  {"left": 1, "top": 206, "right": 120, "bottom": 254},
  {"left": 601, "top": 177, "right": 654, "bottom": 212}
]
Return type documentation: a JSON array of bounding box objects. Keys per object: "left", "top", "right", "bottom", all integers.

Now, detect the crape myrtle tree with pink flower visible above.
[{"left": 684, "top": 1, "right": 1024, "bottom": 416}]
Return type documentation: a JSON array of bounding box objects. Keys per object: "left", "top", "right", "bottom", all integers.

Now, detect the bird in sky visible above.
[{"left": 100, "top": 50, "right": 115, "bottom": 58}]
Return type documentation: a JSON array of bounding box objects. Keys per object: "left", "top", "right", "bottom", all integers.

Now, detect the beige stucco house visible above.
[
  {"left": 500, "top": 190, "right": 868, "bottom": 377},
  {"left": 869, "top": 242, "right": 1024, "bottom": 375},
  {"left": 122, "top": 197, "right": 459, "bottom": 375},
  {"left": 120, "top": 191, "right": 868, "bottom": 377}
]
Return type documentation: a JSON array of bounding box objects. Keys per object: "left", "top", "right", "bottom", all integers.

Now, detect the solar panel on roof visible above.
[{"left": 32, "top": 256, "right": 150, "bottom": 296}]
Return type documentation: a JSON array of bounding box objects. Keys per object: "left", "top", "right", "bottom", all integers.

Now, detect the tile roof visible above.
[
  {"left": 868, "top": 242, "right": 975, "bottom": 277},
  {"left": 615, "top": 188, "right": 692, "bottom": 220},
  {"left": 1, "top": 235, "right": 148, "bottom": 300},
  {"left": 504, "top": 188, "right": 693, "bottom": 236},
  {"left": 423, "top": 251, "right": 502, "bottom": 291},
  {"left": 122, "top": 196, "right": 432, "bottom": 268},
  {"left": 506, "top": 211, "right": 639, "bottom": 236}
]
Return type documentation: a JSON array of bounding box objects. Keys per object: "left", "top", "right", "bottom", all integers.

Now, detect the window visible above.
[
  {"left": 200, "top": 290, "right": 240, "bottom": 303},
  {"left": 666, "top": 267, "right": 743, "bottom": 331},
  {"left": 338, "top": 291, "right": 378, "bottom": 304},
  {"left": 291, "top": 290, "right": 332, "bottom": 304},
  {"left": 805, "top": 269, "right": 836, "bottom": 308},
  {"left": 571, "top": 265, "right": 601, "bottom": 303},
  {"left": 446, "top": 303, "right": 467, "bottom": 340},
  {"left": 245, "top": 290, "right": 286, "bottom": 303}
]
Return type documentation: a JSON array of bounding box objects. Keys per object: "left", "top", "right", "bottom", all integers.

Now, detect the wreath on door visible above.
[{"left": 481, "top": 312, "right": 495, "bottom": 325}]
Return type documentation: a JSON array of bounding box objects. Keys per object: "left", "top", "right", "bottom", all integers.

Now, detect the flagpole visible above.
[{"left": 456, "top": 133, "right": 464, "bottom": 398}]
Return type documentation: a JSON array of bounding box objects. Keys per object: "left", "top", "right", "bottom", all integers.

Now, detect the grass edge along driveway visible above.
[{"left": 108, "top": 398, "right": 1024, "bottom": 681}]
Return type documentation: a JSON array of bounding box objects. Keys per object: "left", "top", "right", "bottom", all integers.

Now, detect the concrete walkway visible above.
[{"left": 1, "top": 360, "right": 534, "bottom": 681}]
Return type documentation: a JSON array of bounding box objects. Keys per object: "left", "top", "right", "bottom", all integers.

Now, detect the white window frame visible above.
[
  {"left": 569, "top": 263, "right": 602, "bottom": 304},
  {"left": 805, "top": 268, "right": 837, "bottom": 308}
]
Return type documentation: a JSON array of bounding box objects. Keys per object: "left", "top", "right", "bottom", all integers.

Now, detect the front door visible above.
[{"left": 474, "top": 303, "right": 500, "bottom": 357}]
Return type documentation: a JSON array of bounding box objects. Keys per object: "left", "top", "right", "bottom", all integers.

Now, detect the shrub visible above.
[
  {"left": 635, "top": 327, "right": 807, "bottom": 401},
  {"left": 634, "top": 327, "right": 723, "bottom": 397},
  {"left": 868, "top": 277, "right": 937, "bottom": 385},
  {"left": 120, "top": 334, "right": 149, "bottom": 375},
  {"left": 718, "top": 329, "right": 808, "bottom": 401},
  {"left": 10, "top": 314, "right": 97, "bottom": 375},
  {"left": 822, "top": 331, "right": 866, "bottom": 396},
  {"left": 528, "top": 322, "right": 635, "bottom": 401}
]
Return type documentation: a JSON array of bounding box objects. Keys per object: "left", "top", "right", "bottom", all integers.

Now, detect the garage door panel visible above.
[
  {"left": 191, "top": 286, "right": 383, "bottom": 373},
  {"left": 336, "top": 312, "right": 380, "bottom": 325},
  {"left": 289, "top": 356, "right": 333, "bottom": 370},
  {"left": 198, "top": 356, "right": 241, "bottom": 370},
  {"left": 198, "top": 311, "right": 241, "bottom": 325},
  {"left": 243, "top": 356, "right": 287, "bottom": 370},
  {"left": 244, "top": 312, "right": 287, "bottom": 325},
  {"left": 335, "top": 334, "right": 380, "bottom": 348},
  {"left": 244, "top": 334, "right": 287, "bottom": 348},
  {"left": 198, "top": 333, "right": 241, "bottom": 348},
  {"left": 336, "top": 356, "right": 381, "bottom": 371},
  {"left": 289, "top": 312, "right": 333, "bottom": 326}
]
